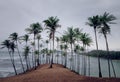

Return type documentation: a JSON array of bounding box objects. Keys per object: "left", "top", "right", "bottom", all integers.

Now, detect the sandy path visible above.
[{"left": 0, "top": 64, "right": 120, "bottom": 82}]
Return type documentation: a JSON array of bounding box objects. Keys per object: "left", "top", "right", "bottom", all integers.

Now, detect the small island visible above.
[{"left": 0, "top": 0, "right": 120, "bottom": 82}]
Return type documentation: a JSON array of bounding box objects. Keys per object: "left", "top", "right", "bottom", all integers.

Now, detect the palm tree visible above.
[
  {"left": 9, "top": 32, "right": 25, "bottom": 72},
  {"left": 10, "top": 41, "right": 18, "bottom": 75},
  {"left": 60, "top": 44, "right": 64, "bottom": 64},
  {"left": 23, "top": 46, "right": 30, "bottom": 70},
  {"left": 43, "top": 16, "right": 60, "bottom": 68},
  {"left": 36, "top": 34, "right": 42, "bottom": 65},
  {"left": 74, "top": 28, "right": 82, "bottom": 42},
  {"left": 63, "top": 44, "right": 68, "bottom": 68},
  {"left": 34, "top": 50, "right": 39, "bottom": 69},
  {"left": 45, "top": 40, "right": 49, "bottom": 63},
  {"left": 80, "top": 33, "right": 92, "bottom": 75},
  {"left": 20, "top": 34, "right": 30, "bottom": 46},
  {"left": 86, "top": 15, "right": 102, "bottom": 77},
  {"left": 74, "top": 45, "right": 81, "bottom": 74},
  {"left": 45, "top": 40, "right": 49, "bottom": 49},
  {"left": 99, "top": 12, "right": 116, "bottom": 77},
  {"left": 64, "top": 27, "right": 75, "bottom": 70},
  {"left": 25, "top": 23, "right": 43, "bottom": 69},
  {"left": 30, "top": 42, "right": 35, "bottom": 67},
  {"left": 56, "top": 37, "right": 60, "bottom": 64},
  {"left": 60, "top": 35, "right": 68, "bottom": 44},
  {"left": 1, "top": 40, "right": 17, "bottom": 75}
]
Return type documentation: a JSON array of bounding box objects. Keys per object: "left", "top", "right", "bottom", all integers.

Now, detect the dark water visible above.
[{"left": 0, "top": 52, "right": 120, "bottom": 77}]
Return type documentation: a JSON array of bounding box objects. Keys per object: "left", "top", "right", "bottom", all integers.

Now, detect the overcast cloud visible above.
[{"left": 0, "top": 0, "right": 120, "bottom": 50}]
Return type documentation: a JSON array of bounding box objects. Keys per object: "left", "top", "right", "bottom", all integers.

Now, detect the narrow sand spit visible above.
[{"left": 0, "top": 64, "right": 120, "bottom": 82}]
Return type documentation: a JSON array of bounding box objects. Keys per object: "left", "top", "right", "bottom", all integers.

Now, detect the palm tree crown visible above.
[
  {"left": 26, "top": 23, "right": 43, "bottom": 35},
  {"left": 1, "top": 40, "right": 11, "bottom": 49}
]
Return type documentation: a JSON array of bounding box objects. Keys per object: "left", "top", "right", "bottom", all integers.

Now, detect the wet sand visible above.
[{"left": 0, "top": 64, "right": 120, "bottom": 82}]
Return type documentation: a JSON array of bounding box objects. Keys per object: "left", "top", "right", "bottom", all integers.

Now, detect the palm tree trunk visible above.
[
  {"left": 110, "top": 60, "right": 116, "bottom": 77},
  {"left": 25, "top": 57, "right": 29, "bottom": 70},
  {"left": 82, "top": 44, "right": 86, "bottom": 76},
  {"left": 8, "top": 49, "right": 17, "bottom": 75},
  {"left": 88, "top": 56, "right": 90, "bottom": 76},
  {"left": 57, "top": 41, "right": 59, "bottom": 64},
  {"left": 34, "top": 34, "right": 37, "bottom": 70},
  {"left": 70, "top": 43, "right": 73, "bottom": 70},
  {"left": 38, "top": 39, "right": 40, "bottom": 65},
  {"left": 31, "top": 50, "right": 34, "bottom": 68},
  {"left": 104, "top": 34, "right": 111, "bottom": 77},
  {"left": 94, "top": 28, "right": 102, "bottom": 77},
  {"left": 28, "top": 55, "right": 31, "bottom": 69},
  {"left": 16, "top": 41, "right": 25, "bottom": 72},
  {"left": 50, "top": 32, "right": 54, "bottom": 68}
]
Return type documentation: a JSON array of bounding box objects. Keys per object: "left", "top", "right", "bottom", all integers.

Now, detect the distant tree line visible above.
[{"left": 87, "top": 50, "right": 120, "bottom": 59}]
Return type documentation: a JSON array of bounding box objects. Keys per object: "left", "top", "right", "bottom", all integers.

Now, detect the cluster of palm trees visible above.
[
  {"left": 87, "top": 12, "right": 116, "bottom": 77},
  {"left": 57, "top": 27, "right": 92, "bottom": 75},
  {"left": 0, "top": 12, "right": 116, "bottom": 78}
]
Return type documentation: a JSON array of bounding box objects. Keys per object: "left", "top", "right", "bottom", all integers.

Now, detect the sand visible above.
[{"left": 0, "top": 64, "right": 120, "bottom": 82}]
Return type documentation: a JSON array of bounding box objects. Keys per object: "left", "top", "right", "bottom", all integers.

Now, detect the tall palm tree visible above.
[
  {"left": 43, "top": 16, "right": 60, "bottom": 68},
  {"left": 9, "top": 32, "right": 25, "bottom": 72},
  {"left": 63, "top": 44, "right": 68, "bottom": 68},
  {"left": 23, "top": 46, "right": 30, "bottom": 70},
  {"left": 25, "top": 23, "right": 43, "bottom": 69},
  {"left": 74, "top": 28, "right": 82, "bottom": 43},
  {"left": 30, "top": 42, "right": 35, "bottom": 67},
  {"left": 99, "top": 12, "right": 116, "bottom": 77},
  {"left": 60, "top": 44, "right": 64, "bottom": 64},
  {"left": 20, "top": 34, "right": 30, "bottom": 46},
  {"left": 86, "top": 15, "right": 102, "bottom": 77},
  {"left": 60, "top": 35, "right": 68, "bottom": 45},
  {"left": 1, "top": 40, "right": 17, "bottom": 75},
  {"left": 80, "top": 33, "right": 92, "bottom": 75},
  {"left": 34, "top": 50, "right": 39, "bottom": 69},
  {"left": 45, "top": 40, "right": 49, "bottom": 49},
  {"left": 74, "top": 45, "right": 81, "bottom": 73},
  {"left": 56, "top": 37, "right": 60, "bottom": 64},
  {"left": 36, "top": 34, "right": 42, "bottom": 65},
  {"left": 45, "top": 40, "right": 49, "bottom": 63},
  {"left": 64, "top": 27, "right": 75, "bottom": 70},
  {"left": 10, "top": 41, "right": 18, "bottom": 75}
]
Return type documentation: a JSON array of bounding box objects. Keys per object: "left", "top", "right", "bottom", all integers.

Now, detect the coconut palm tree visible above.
[
  {"left": 64, "top": 27, "right": 76, "bottom": 70},
  {"left": 23, "top": 46, "right": 30, "bottom": 70},
  {"left": 43, "top": 16, "right": 60, "bottom": 68},
  {"left": 20, "top": 34, "right": 30, "bottom": 46},
  {"left": 56, "top": 37, "right": 60, "bottom": 64},
  {"left": 60, "top": 44, "right": 64, "bottom": 64},
  {"left": 30, "top": 42, "right": 35, "bottom": 67},
  {"left": 45, "top": 40, "right": 49, "bottom": 63},
  {"left": 74, "top": 45, "right": 81, "bottom": 73},
  {"left": 25, "top": 23, "right": 43, "bottom": 68},
  {"left": 36, "top": 34, "right": 42, "bottom": 65},
  {"left": 1, "top": 40, "right": 17, "bottom": 75},
  {"left": 34, "top": 50, "right": 39, "bottom": 69},
  {"left": 9, "top": 32, "right": 25, "bottom": 72},
  {"left": 99, "top": 12, "right": 116, "bottom": 77},
  {"left": 45, "top": 40, "right": 49, "bottom": 49},
  {"left": 74, "top": 28, "right": 82, "bottom": 43},
  {"left": 10, "top": 41, "right": 18, "bottom": 75},
  {"left": 86, "top": 15, "right": 102, "bottom": 77},
  {"left": 63, "top": 44, "right": 68, "bottom": 68},
  {"left": 60, "top": 35, "right": 68, "bottom": 45},
  {"left": 80, "top": 33, "right": 92, "bottom": 75}
]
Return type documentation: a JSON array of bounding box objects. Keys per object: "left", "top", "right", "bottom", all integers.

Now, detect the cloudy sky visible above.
[{"left": 0, "top": 0, "right": 120, "bottom": 50}]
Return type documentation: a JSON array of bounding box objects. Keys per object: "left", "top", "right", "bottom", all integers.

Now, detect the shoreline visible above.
[{"left": 0, "top": 64, "right": 120, "bottom": 82}]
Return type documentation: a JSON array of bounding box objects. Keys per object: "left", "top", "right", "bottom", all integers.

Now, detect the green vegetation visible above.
[{"left": 87, "top": 50, "right": 120, "bottom": 60}]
